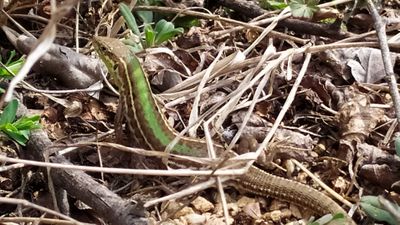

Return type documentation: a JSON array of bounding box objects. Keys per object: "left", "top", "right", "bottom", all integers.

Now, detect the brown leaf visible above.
[
  {"left": 151, "top": 69, "right": 183, "bottom": 91},
  {"left": 145, "top": 53, "right": 189, "bottom": 77},
  {"left": 359, "top": 164, "right": 400, "bottom": 188},
  {"left": 338, "top": 91, "right": 384, "bottom": 143},
  {"left": 200, "top": 91, "right": 226, "bottom": 114}
]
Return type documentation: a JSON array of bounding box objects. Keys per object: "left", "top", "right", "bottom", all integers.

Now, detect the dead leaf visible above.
[
  {"left": 359, "top": 164, "right": 400, "bottom": 188},
  {"left": 175, "top": 26, "right": 211, "bottom": 49},
  {"left": 63, "top": 100, "right": 82, "bottom": 118},
  {"left": 200, "top": 91, "right": 226, "bottom": 114},
  {"left": 316, "top": 47, "right": 399, "bottom": 83},
  {"left": 145, "top": 52, "right": 190, "bottom": 77},
  {"left": 347, "top": 48, "right": 397, "bottom": 83},
  {"left": 151, "top": 69, "right": 183, "bottom": 91},
  {"left": 338, "top": 90, "right": 384, "bottom": 143},
  {"left": 231, "top": 110, "right": 267, "bottom": 127},
  {"left": 88, "top": 99, "right": 109, "bottom": 121},
  {"left": 357, "top": 143, "right": 400, "bottom": 189},
  {"left": 301, "top": 74, "right": 344, "bottom": 108}
]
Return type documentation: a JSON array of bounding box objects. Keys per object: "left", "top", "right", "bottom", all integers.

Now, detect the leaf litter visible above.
[{"left": 0, "top": 0, "right": 400, "bottom": 225}]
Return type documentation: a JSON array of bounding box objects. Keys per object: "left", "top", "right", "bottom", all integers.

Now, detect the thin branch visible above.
[{"left": 366, "top": 0, "right": 400, "bottom": 123}]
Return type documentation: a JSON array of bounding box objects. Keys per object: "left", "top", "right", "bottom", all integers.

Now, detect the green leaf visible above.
[
  {"left": 154, "top": 20, "right": 183, "bottom": 45},
  {"left": 0, "top": 100, "right": 40, "bottom": 145},
  {"left": 5, "top": 50, "right": 16, "bottom": 65},
  {"left": 0, "top": 52, "right": 25, "bottom": 78},
  {"left": 259, "top": 0, "right": 288, "bottom": 10},
  {"left": 154, "top": 19, "right": 172, "bottom": 35},
  {"left": 119, "top": 3, "right": 183, "bottom": 48},
  {"left": 14, "top": 115, "right": 41, "bottom": 130},
  {"left": 136, "top": 10, "right": 153, "bottom": 24},
  {"left": 331, "top": 212, "right": 345, "bottom": 220},
  {"left": 144, "top": 24, "right": 156, "bottom": 47},
  {"left": 19, "top": 129, "right": 30, "bottom": 140},
  {"left": 361, "top": 195, "right": 382, "bottom": 208},
  {"left": 173, "top": 16, "right": 200, "bottom": 28},
  {"left": 3, "top": 130, "right": 28, "bottom": 146},
  {"left": 360, "top": 196, "right": 398, "bottom": 225},
  {"left": 1, "top": 123, "right": 18, "bottom": 132},
  {"left": 0, "top": 99, "right": 18, "bottom": 125},
  {"left": 309, "top": 214, "right": 332, "bottom": 225},
  {"left": 122, "top": 39, "right": 144, "bottom": 53},
  {"left": 307, "top": 212, "right": 346, "bottom": 225},
  {"left": 1, "top": 123, "right": 27, "bottom": 146},
  {"left": 119, "top": 3, "right": 141, "bottom": 36},
  {"left": 136, "top": 0, "right": 153, "bottom": 24},
  {"left": 6, "top": 60, "right": 24, "bottom": 75},
  {"left": 289, "top": 0, "right": 319, "bottom": 18}
]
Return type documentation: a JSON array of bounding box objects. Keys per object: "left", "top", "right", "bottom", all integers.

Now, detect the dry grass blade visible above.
[
  {"left": 0, "top": 197, "right": 83, "bottom": 224},
  {"left": 243, "top": 47, "right": 311, "bottom": 170},
  {"left": 188, "top": 43, "right": 227, "bottom": 137}
]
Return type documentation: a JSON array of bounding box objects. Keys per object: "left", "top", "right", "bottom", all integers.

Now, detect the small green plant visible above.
[
  {"left": 259, "top": 0, "right": 319, "bottom": 18},
  {"left": 0, "top": 99, "right": 41, "bottom": 146},
  {"left": 259, "top": 0, "right": 288, "bottom": 10},
  {"left": 119, "top": 2, "right": 184, "bottom": 51},
  {"left": 289, "top": 0, "right": 319, "bottom": 18},
  {"left": 307, "top": 212, "right": 347, "bottom": 225},
  {"left": 0, "top": 50, "right": 25, "bottom": 79},
  {"left": 360, "top": 195, "right": 399, "bottom": 225}
]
